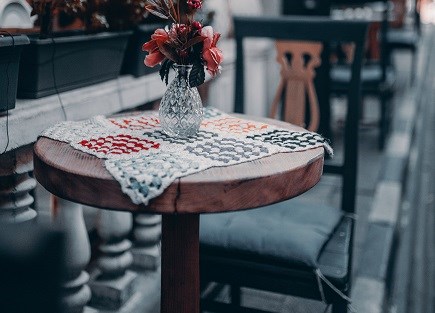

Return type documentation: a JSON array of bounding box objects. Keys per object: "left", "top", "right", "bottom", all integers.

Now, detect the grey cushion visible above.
[
  {"left": 387, "top": 29, "right": 419, "bottom": 48},
  {"left": 331, "top": 64, "right": 395, "bottom": 92},
  {"left": 200, "top": 199, "right": 342, "bottom": 268}
]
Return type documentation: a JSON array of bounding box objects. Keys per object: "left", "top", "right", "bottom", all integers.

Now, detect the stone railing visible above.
[{"left": 0, "top": 73, "right": 166, "bottom": 312}]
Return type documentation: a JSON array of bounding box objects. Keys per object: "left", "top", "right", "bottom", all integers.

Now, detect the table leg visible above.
[{"left": 161, "top": 214, "right": 199, "bottom": 313}]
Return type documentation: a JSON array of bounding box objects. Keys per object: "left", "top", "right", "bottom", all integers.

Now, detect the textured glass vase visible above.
[{"left": 159, "top": 64, "right": 203, "bottom": 138}]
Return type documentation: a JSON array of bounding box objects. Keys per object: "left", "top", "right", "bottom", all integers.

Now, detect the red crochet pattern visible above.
[{"left": 79, "top": 134, "right": 160, "bottom": 155}]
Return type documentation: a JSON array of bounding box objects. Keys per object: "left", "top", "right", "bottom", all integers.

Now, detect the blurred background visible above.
[{"left": 1, "top": 1, "right": 434, "bottom": 313}]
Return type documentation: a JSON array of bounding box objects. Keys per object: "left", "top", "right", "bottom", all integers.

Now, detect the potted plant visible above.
[
  {"left": 95, "top": 0, "right": 168, "bottom": 78},
  {"left": 141, "top": 0, "right": 223, "bottom": 137},
  {"left": 17, "top": 0, "right": 132, "bottom": 99},
  {"left": 0, "top": 33, "right": 29, "bottom": 111}
]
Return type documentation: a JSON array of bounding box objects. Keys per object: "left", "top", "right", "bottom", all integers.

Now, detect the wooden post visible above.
[
  {"left": 0, "top": 145, "right": 37, "bottom": 223},
  {"left": 161, "top": 214, "right": 200, "bottom": 313},
  {"left": 89, "top": 210, "right": 138, "bottom": 310},
  {"left": 132, "top": 213, "right": 162, "bottom": 270},
  {"left": 53, "top": 197, "right": 92, "bottom": 313}
]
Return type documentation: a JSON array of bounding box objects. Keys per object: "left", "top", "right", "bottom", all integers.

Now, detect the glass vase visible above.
[{"left": 159, "top": 64, "right": 203, "bottom": 138}]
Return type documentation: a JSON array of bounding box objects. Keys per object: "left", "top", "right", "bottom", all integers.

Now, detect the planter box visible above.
[
  {"left": 17, "top": 31, "right": 131, "bottom": 99},
  {"left": 121, "top": 24, "right": 166, "bottom": 77},
  {"left": 0, "top": 35, "right": 29, "bottom": 111}
]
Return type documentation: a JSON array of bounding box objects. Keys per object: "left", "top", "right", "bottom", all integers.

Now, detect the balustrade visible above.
[
  {"left": 90, "top": 210, "right": 138, "bottom": 310},
  {"left": 53, "top": 198, "right": 93, "bottom": 313},
  {"left": 132, "top": 213, "right": 162, "bottom": 270},
  {"left": 0, "top": 145, "right": 37, "bottom": 223}
]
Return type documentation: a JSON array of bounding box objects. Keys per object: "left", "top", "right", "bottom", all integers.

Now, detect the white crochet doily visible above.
[{"left": 41, "top": 108, "right": 332, "bottom": 205}]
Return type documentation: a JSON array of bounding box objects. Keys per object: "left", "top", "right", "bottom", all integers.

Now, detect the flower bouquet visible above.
[
  {"left": 142, "top": 0, "right": 223, "bottom": 87},
  {"left": 141, "top": 0, "right": 224, "bottom": 138}
]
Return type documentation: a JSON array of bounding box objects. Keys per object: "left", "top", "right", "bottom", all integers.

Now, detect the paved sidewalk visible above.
[{"left": 390, "top": 25, "right": 435, "bottom": 313}]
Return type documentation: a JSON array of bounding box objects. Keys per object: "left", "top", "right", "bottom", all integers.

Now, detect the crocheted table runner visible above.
[{"left": 41, "top": 108, "right": 332, "bottom": 205}]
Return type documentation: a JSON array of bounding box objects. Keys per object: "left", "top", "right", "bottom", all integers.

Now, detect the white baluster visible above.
[
  {"left": 132, "top": 213, "right": 162, "bottom": 270},
  {"left": 54, "top": 197, "right": 92, "bottom": 313},
  {"left": 0, "top": 145, "right": 37, "bottom": 223},
  {"left": 89, "top": 210, "right": 138, "bottom": 310}
]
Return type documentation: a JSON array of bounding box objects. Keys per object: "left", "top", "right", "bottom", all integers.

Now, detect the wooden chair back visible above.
[
  {"left": 270, "top": 41, "right": 322, "bottom": 131},
  {"left": 233, "top": 16, "right": 368, "bottom": 214}
]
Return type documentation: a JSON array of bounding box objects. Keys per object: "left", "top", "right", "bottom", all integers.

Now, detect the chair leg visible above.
[
  {"left": 378, "top": 93, "right": 388, "bottom": 150},
  {"left": 230, "top": 285, "right": 241, "bottom": 307},
  {"left": 331, "top": 299, "right": 348, "bottom": 313},
  {"left": 411, "top": 49, "right": 417, "bottom": 85}
]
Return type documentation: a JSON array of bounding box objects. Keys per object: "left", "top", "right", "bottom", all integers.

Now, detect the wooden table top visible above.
[{"left": 33, "top": 114, "right": 324, "bottom": 214}]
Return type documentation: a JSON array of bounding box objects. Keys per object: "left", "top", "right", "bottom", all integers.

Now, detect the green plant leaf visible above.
[
  {"left": 160, "top": 43, "right": 179, "bottom": 63},
  {"left": 159, "top": 60, "right": 168, "bottom": 82},
  {"left": 189, "top": 61, "right": 205, "bottom": 87},
  {"left": 185, "top": 36, "right": 205, "bottom": 49},
  {"left": 165, "top": 62, "right": 173, "bottom": 85},
  {"left": 159, "top": 59, "right": 173, "bottom": 85}
]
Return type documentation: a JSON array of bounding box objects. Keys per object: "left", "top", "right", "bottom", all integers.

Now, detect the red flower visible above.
[
  {"left": 142, "top": 1, "right": 224, "bottom": 85},
  {"left": 142, "top": 39, "right": 158, "bottom": 53},
  {"left": 192, "top": 21, "right": 202, "bottom": 30},
  {"left": 151, "top": 28, "right": 170, "bottom": 46},
  {"left": 201, "top": 26, "right": 223, "bottom": 76},
  {"left": 203, "top": 47, "right": 223, "bottom": 76},
  {"left": 200, "top": 26, "right": 214, "bottom": 49},
  {"left": 187, "top": 0, "right": 202, "bottom": 10},
  {"left": 142, "top": 28, "right": 170, "bottom": 67},
  {"left": 144, "top": 50, "right": 166, "bottom": 67}
]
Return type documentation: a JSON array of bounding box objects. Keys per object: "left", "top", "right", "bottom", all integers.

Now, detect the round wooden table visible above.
[{"left": 33, "top": 115, "right": 325, "bottom": 313}]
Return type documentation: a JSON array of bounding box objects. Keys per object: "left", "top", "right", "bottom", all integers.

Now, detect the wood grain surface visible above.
[
  {"left": 161, "top": 214, "right": 200, "bottom": 313},
  {"left": 33, "top": 114, "right": 324, "bottom": 214}
]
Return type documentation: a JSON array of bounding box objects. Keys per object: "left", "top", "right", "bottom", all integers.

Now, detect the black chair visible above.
[
  {"left": 387, "top": 0, "right": 420, "bottom": 83},
  {"left": 200, "top": 16, "right": 367, "bottom": 313},
  {"left": 281, "top": 0, "right": 334, "bottom": 141},
  {"left": 330, "top": 0, "right": 396, "bottom": 150},
  {"left": 283, "top": 0, "right": 332, "bottom": 16}
]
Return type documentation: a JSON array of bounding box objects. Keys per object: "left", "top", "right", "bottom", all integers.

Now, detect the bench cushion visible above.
[
  {"left": 331, "top": 63, "right": 395, "bottom": 92},
  {"left": 200, "top": 199, "right": 342, "bottom": 268},
  {"left": 387, "top": 29, "right": 419, "bottom": 49}
]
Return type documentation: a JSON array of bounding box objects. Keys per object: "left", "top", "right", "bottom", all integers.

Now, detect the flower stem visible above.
[
  {"left": 177, "top": 0, "right": 180, "bottom": 23},
  {"left": 169, "top": 0, "right": 178, "bottom": 23}
]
